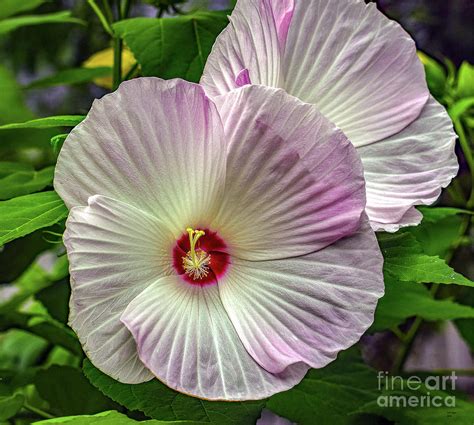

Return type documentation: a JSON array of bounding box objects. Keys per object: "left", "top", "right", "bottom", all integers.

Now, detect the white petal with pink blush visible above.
[
  {"left": 56, "top": 78, "right": 384, "bottom": 400},
  {"left": 201, "top": 0, "right": 458, "bottom": 232}
]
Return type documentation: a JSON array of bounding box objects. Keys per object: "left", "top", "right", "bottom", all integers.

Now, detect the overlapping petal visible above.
[
  {"left": 201, "top": 0, "right": 458, "bottom": 232},
  {"left": 120, "top": 275, "right": 309, "bottom": 400},
  {"left": 282, "top": 0, "right": 428, "bottom": 146},
  {"left": 212, "top": 85, "right": 366, "bottom": 260},
  {"left": 217, "top": 215, "right": 383, "bottom": 374},
  {"left": 201, "top": 0, "right": 293, "bottom": 98},
  {"left": 65, "top": 195, "right": 176, "bottom": 383},
  {"left": 202, "top": 0, "right": 428, "bottom": 147},
  {"left": 55, "top": 78, "right": 226, "bottom": 236},
  {"left": 360, "top": 97, "right": 458, "bottom": 231}
]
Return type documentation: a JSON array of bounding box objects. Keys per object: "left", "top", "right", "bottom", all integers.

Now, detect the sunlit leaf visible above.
[
  {"left": 0, "top": 165, "right": 54, "bottom": 200},
  {"left": 0, "top": 191, "right": 67, "bottom": 246},
  {"left": 448, "top": 97, "right": 474, "bottom": 121},
  {"left": 0, "top": 11, "right": 84, "bottom": 36},
  {"left": 35, "top": 410, "right": 207, "bottom": 424},
  {"left": 378, "top": 232, "right": 473, "bottom": 287},
  {"left": 372, "top": 277, "right": 474, "bottom": 331},
  {"left": 418, "top": 51, "right": 447, "bottom": 98},
  {"left": 0, "top": 115, "right": 84, "bottom": 130},
  {"left": 50, "top": 134, "right": 68, "bottom": 156},
  {"left": 456, "top": 61, "right": 474, "bottom": 98},
  {"left": 0, "top": 0, "right": 48, "bottom": 20},
  {"left": 0, "top": 393, "right": 24, "bottom": 421}
]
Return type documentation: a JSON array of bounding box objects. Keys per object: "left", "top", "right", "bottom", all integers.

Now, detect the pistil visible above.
[{"left": 182, "top": 228, "right": 211, "bottom": 280}]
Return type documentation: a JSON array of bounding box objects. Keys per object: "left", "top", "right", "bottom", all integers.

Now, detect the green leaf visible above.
[
  {"left": 0, "top": 393, "right": 24, "bottom": 421},
  {"left": 418, "top": 52, "right": 447, "bottom": 98},
  {"left": 0, "top": 165, "right": 54, "bottom": 200},
  {"left": 406, "top": 207, "right": 468, "bottom": 257},
  {"left": 372, "top": 277, "right": 474, "bottom": 331},
  {"left": 35, "top": 410, "right": 207, "bottom": 425},
  {"left": 113, "top": 11, "right": 229, "bottom": 82},
  {"left": 266, "top": 349, "right": 379, "bottom": 425},
  {"left": 456, "top": 318, "right": 474, "bottom": 352},
  {"left": 448, "top": 97, "right": 474, "bottom": 121},
  {"left": 0, "top": 0, "right": 49, "bottom": 20},
  {"left": 34, "top": 366, "right": 118, "bottom": 416},
  {"left": 0, "top": 329, "right": 48, "bottom": 370},
  {"left": 25, "top": 67, "right": 112, "bottom": 90},
  {"left": 378, "top": 232, "right": 474, "bottom": 287},
  {"left": 0, "top": 115, "right": 84, "bottom": 130},
  {"left": 0, "top": 191, "right": 68, "bottom": 247},
  {"left": 0, "top": 312, "right": 81, "bottom": 355},
  {"left": 0, "top": 161, "right": 32, "bottom": 177},
  {"left": 83, "top": 360, "right": 264, "bottom": 425},
  {"left": 355, "top": 383, "right": 474, "bottom": 425},
  {"left": 0, "top": 230, "right": 51, "bottom": 283},
  {"left": 0, "top": 65, "right": 57, "bottom": 151},
  {"left": 35, "top": 279, "right": 70, "bottom": 323},
  {"left": 456, "top": 61, "right": 474, "bottom": 98},
  {"left": 0, "top": 11, "right": 84, "bottom": 36},
  {"left": 50, "top": 134, "right": 68, "bottom": 156}
]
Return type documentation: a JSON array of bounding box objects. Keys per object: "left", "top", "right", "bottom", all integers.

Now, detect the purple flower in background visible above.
[
  {"left": 201, "top": 0, "right": 459, "bottom": 232},
  {"left": 55, "top": 78, "right": 383, "bottom": 400}
]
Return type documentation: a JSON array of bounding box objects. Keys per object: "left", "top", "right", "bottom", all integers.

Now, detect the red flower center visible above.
[{"left": 172, "top": 228, "right": 230, "bottom": 285}]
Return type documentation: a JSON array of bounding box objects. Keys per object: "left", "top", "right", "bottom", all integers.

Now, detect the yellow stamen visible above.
[{"left": 182, "top": 228, "right": 211, "bottom": 280}]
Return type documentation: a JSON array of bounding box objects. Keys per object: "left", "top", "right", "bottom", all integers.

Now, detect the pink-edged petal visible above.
[
  {"left": 359, "top": 96, "right": 458, "bottom": 232},
  {"left": 65, "top": 195, "right": 176, "bottom": 383},
  {"left": 55, "top": 78, "right": 226, "bottom": 236},
  {"left": 202, "top": 0, "right": 429, "bottom": 147},
  {"left": 120, "top": 275, "right": 308, "bottom": 401},
  {"left": 218, "top": 215, "right": 384, "bottom": 374},
  {"left": 283, "top": 0, "right": 428, "bottom": 146},
  {"left": 201, "top": 0, "right": 293, "bottom": 98},
  {"left": 211, "top": 85, "right": 365, "bottom": 260}
]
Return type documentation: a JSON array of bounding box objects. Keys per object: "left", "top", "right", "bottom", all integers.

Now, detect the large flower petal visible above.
[
  {"left": 65, "top": 195, "right": 175, "bottom": 383},
  {"left": 201, "top": 0, "right": 293, "bottom": 98},
  {"left": 120, "top": 275, "right": 309, "bottom": 400},
  {"left": 218, "top": 215, "right": 384, "bottom": 374},
  {"left": 283, "top": 0, "right": 428, "bottom": 146},
  {"left": 55, "top": 78, "right": 226, "bottom": 236},
  {"left": 359, "top": 96, "right": 458, "bottom": 232},
  {"left": 211, "top": 85, "right": 365, "bottom": 260},
  {"left": 202, "top": 0, "right": 429, "bottom": 147}
]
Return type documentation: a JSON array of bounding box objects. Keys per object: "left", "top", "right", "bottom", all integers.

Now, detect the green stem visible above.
[
  {"left": 87, "top": 0, "right": 114, "bottom": 36},
  {"left": 391, "top": 315, "right": 424, "bottom": 374},
  {"left": 101, "top": 0, "right": 114, "bottom": 22},
  {"left": 23, "top": 402, "right": 54, "bottom": 419},
  {"left": 121, "top": 0, "right": 131, "bottom": 18},
  {"left": 123, "top": 62, "right": 139, "bottom": 81},
  {"left": 390, "top": 326, "right": 406, "bottom": 341},
  {"left": 112, "top": 0, "right": 131, "bottom": 90},
  {"left": 113, "top": 36, "right": 123, "bottom": 90}
]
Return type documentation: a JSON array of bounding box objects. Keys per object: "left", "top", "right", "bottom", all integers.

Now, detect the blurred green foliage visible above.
[{"left": 0, "top": 1, "right": 473, "bottom": 424}]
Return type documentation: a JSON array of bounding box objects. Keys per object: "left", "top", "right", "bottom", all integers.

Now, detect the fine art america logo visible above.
[{"left": 377, "top": 371, "right": 458, "bottom": 408}]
